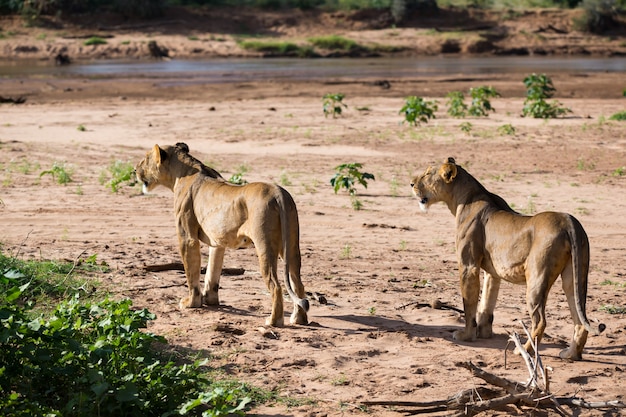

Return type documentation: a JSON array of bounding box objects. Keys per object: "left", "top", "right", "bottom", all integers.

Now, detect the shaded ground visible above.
[{"left": 1, "top": 7, "right": 626, "bottom": 417}]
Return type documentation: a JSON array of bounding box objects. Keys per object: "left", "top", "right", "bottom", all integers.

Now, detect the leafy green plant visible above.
[
  {"left": 323, "top": 93, "right": 347, "bottom": 118},
  {"left": 330, "top": 163, "right": 375, "bottom": 196},
  {"left": 77, "top": 124, "right": 86, "bottom": 131},
  {"left": 498, "top": 124, "right": 516, "bottom": 135},
  {"left": 599, "top": 304, "right": 626, "bottom": 314},
  {"left": 609, "top": 111, "right": 626, "bottom": 121},
  {"left": 0, "top": 251, "right": 251, "bottom": 417},
  {"left": 101, "top": 160, "right": 138, "bottom": 193},
  {"left": 399, "top": 96, "right": 438, "bottom": 126},
  {"left": 460, "top": 122, "right": 473, "bottom": 135},
  {"left": 468, "top": 86, "right": 500, "bottom": 116},
  {"left": 229, "top": 164, "right": 249, "bottom": 185},
  {"left": 84, "top": 36, "right": 107, "bottom": 46},
  {"left": 522, "top": 73, "right": 571, "bottom": 118},
  {"left": 446, "top": 91, "right": 468, "bottom": 117},
  {"left": 612, "top": 166, "right": 625, "bottom": 176},
  {"left": 40, "top": 162, "right": 72, "bottom": 185}
]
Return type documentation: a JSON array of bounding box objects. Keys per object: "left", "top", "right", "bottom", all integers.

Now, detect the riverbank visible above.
[{"left": 1, "top": 6, "right": 626, "bottom": 63}]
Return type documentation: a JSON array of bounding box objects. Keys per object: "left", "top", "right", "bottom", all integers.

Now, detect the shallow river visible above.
[{"left": 1, "top": 56, "right": 625, "bottom": 83}]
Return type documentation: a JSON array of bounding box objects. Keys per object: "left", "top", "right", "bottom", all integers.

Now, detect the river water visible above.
[{"left": 1, "top": 56, "right": 625, "bottom": 82}]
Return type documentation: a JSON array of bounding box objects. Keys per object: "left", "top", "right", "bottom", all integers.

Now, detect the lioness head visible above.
[
  {"left": 410, "top": 157, "right": 458, "bottom": 212},
  {"left": 135, "top": 143, "right": 185, "bottom": 193}
]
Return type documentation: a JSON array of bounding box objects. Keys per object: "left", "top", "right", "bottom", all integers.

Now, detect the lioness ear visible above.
[
  {"left": 152, "top": 144, "right": 168, "bottom": 164},
  {"left": 439, "top": 162, "right": 457, "bottom": 184}
]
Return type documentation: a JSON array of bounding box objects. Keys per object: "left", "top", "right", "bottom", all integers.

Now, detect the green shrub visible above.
[
  {"left": 323, "top": 93, "right": 347, "bottom": 118},
  {"left": 238, "top": 40, "right": 315, "bottom": 57},
  {"left": 400, "top": 96, "right": 438, "bottom": 126},
  {"left": 0, "top": 251, "right": 251, "bottom": 417},
  {"left": 446, "top": 91, "right": 468, "bottom": 117},
  {"left": 101, "top": 160, "right": 138, "bottom": 193},
  {"left": 468, "top": 86, "right": 500, "bottom": 116},
  {"left": 609, "top": 110, "right": 626, "bottom": 121},
  {"left": 330, "top": 163, "right": 375, "bottom": 196},
  {"left": 522, "top": 73, "right": 571, "bottom": 118},
  {"left": 573, "top": 0, "right": 618, "bottom": 33},
  {"left": 40, "top": 162, "right": 72, "bottom": 185}
]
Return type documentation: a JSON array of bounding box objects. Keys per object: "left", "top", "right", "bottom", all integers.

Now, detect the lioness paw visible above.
[
  {"left": 453, "top": 328, "right": 477, "bottom": 342},
  {"left": 179, "top": 296, "right": 202, "bottom": 309}
]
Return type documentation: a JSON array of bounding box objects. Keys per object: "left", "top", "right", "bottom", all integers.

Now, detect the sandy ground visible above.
[{"left": 1, "top": 63, "right": 626, "bottom": 416}]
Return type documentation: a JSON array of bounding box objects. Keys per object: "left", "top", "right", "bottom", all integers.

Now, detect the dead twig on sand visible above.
[
  {"left": 361, "top": 325, "right": 625, "bottom": 415},
  {"left": 396, "top": 298, "right": 464, "bottom": 314},
  {"left": 143, "top": 262, "right": 244, "bottom": 276}
]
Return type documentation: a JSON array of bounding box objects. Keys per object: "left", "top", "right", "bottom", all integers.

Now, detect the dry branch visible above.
[
  {"left": 143, "top": 262, "right": 244, "bottom": 276},
  {"left": 360, "top": 330, "right": 625, "bottom": 415},
  {"left": 396, "top": 298, "right": 464, "bottom": 314}
]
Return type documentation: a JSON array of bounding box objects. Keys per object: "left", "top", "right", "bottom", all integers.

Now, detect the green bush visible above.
[
  {"left": 40, "top": 162, "right": 73, "bottom": 185},
  {"left": 446, "top": 91, "right": 468, "bottom": 117},
  {"left": 468, "top": 86, "right": 500, "bottom": 116},
  {"left": 84, "top": 36, "right": 108, "bottom": 46},
  {"left": 573, "top": 0, "right": 619, "bottom": 33},
  {"left": 522, "top": 73, "right": 571, "bottom": 118},
  {"left": 323, "top": 93, "right": 347, "bottom": 118},
  {"left": 0, "top": 251, "right": 251, "bottom": 417},
  {"left": 308, "top": 35, "right": 358, "bottom": 51},
  {"left": 400, "top": 96, "right": 438, "bottom": 126},
  {"left": 609, "top": 110, "right": 626, "bottom": 121},
  {"left": 100, "top": 160, "right": 137, "bottom": 193}
]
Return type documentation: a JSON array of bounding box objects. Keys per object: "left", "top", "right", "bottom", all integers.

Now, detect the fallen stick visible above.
[
  {"left": 143, "top": 262, "right": 244, "bottom": 276},
  {"left": 396, "top": 298, "right": 464, "bottom": 314}
]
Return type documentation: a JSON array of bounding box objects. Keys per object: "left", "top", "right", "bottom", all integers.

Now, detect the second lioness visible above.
[
  {"left": 411, "top": 157, "right": 604, "bottom": 360},
  {"left": 135, "top": 143, "right": 309, "bottom": 326}
]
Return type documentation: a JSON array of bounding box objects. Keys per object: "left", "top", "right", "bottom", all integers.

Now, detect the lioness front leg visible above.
[
  {"left": 179, "top": 238, "right": 203, "bottom": 308},
  {"left": 203, "top": 246, "right": 225, "bottom": 306},
  {"left": 477, "top": 272, "right": 501, "bottom": 339},
  {"left": 453, "top": 265, "right": 480, "bottom": 342}
]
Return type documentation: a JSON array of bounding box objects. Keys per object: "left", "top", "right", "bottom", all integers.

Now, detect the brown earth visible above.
[{"left": 1, "top": 7, "right": 626, "bottom": 417}]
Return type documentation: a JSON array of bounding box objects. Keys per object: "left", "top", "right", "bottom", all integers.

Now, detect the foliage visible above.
[
  {"left": 308, "top": 35, "right": 361, "bottom": 52},
  {"left": 446, "top": 91, "right": 468, "bottom": 117},
  {"left": 100, "top": 160, "right": 138, "bottom": 193},
  {"left": 237, "top": 40, "right": 315, "bottom": 57},
  {"left": 609, "top": 110, "right": 626, "bottom": 121},
  {"left": 522, "top": 73, "right": 571, "bottom": 118},
  {"left": 0, "top": 251, "right": 251, "bottom": 417},
  {"left": 1, "top": 0, "right": 165, "bottom": 17},
  {"left": 599, "top": 304, "right": 626, "bottom": 314},
  {"left": 573, "top": 0, "right": 619, "bottom": 33},
  {"left": 39, "top": 162, "right": 72, "bottom": 185},
  {"left": 399, "top": 96, "right": 438, "bottom": 126},
  {"left": 468, "top": 86, "right": 500, "bottom": 116},
  {"left": 228, "top": 164, "right": 249, "bottom": 185},
  {"left": 323, "top": 93, "right": 347, "bottom": 118},
  {"left": 498, "top": 123, "right": 516, "bottom": 135},
  {"left": 84, "top": 36, "right": 108, "bottom": 46},
  {"left": 459, "top": 122, "right": 473, "bottom": 134},
  {"left": 330, "top": 162, "right": 375, "bottom": 197}
]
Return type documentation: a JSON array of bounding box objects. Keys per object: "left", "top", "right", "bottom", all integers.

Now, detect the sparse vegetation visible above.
[
  {"left": 100, "top": 160, "right": 137, "bottom": 193},
  {"left": 83, "top": 36, "right": 107, "bottom": 46},
  {"left": 447, "top": 87, "right": 500, "bottom": 118},
  {"left": 229, "top": 164, "right": 249, "bottom": 185},
  {"left": 330, "top": 163, "right": 375, "bottom": 211},
  {"left": 323, "top": 93, "right": 347, "bottom": 118},
  {"left": 522, "top": 73, "right": 571, "bottom": 118},
  {"left": 400, "top": 96, "right": 438, "bottom": 126},
  {"left": 40, "top": 162, "right": 72, "bottom": 185},
  {"left": 609, "top": 111, "right": 626, "bottom": 121},
  {"left": 498, "top": 124, "right": 516, "bottom": 135}
]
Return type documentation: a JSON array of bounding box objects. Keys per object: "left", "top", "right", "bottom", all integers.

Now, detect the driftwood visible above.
[
  {"left": 361, "top": 323, "right": 626, "bottom": 415},
  {"left": 396, "top": 298, "right": 464, "bottom": 314},
  {"left": 0, "top": 95, "right": 26, "bottom": 104},
  {"left": 143, "top": 262, "right": 244, "bottom": 276}
]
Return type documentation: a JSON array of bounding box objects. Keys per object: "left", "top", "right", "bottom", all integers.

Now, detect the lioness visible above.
[
  {"left": 135, "top": 143, "right": 309, "bottom": 327},
  {"left": 411, "top": 157, "right": 604, "bottom": 360}
]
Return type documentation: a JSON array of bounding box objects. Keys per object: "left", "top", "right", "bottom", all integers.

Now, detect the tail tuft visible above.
[
  {"left": 598, "top": 323, "right": 606, "bottom": 334},
  {"left": 299, "top": 298, "right": 310, "bottom": 312}
]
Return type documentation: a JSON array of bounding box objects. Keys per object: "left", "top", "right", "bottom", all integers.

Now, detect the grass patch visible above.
[
  {"left": 238, "top": 39, "right": 315, "bottom": 57},
  {"left": 308, "top": 35, "right": 359, "bottom": 51},
  {"left": 83, "top": 36, "right": 108, "bottom": 46},
  {"left": 100, "top": 159, "right": 138, "bottom": 193},
  {"left": 609, "top": 110, "right": 626, "bottom": 121}
]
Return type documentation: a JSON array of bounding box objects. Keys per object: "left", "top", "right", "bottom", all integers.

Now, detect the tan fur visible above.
[
  {"left": 411, "top": 157, "right": 604, "bottom": 360},
  {"left": 135, "top": 143, "right": 309, "bottom": 327}
]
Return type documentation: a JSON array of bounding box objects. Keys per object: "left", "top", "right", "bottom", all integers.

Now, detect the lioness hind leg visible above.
[
  {"left": 523, "top": 282, "right": 551, "bottom": 355},
  {"left": 560, "top": 264, "right": 588, "bottom": 360},
  {"left": 288, "top": 254, "right": 308, "bottom": 325},
  {"left": 477, "top": 272, "right": 501, "bottom": 339},
  {"left": 257, "top": 250, "right": 284, "bottom": 327},
  {"left": 203, "top": 246, "right": 225, "bottom": 306}
]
